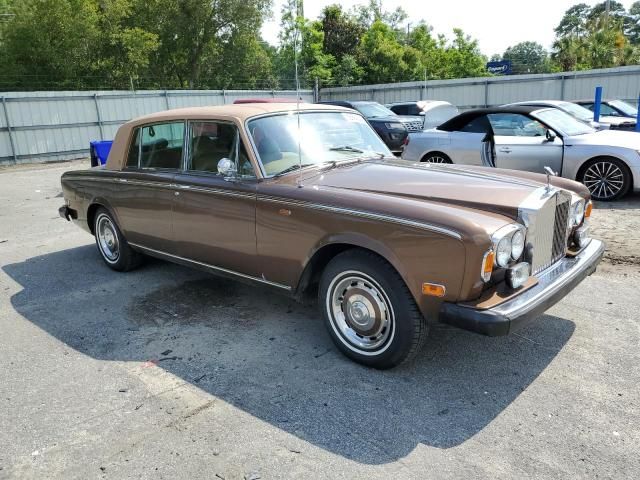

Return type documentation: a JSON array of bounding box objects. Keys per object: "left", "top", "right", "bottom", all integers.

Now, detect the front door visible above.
[
  {"left": 488, "top": 113, "right": 563, "bottom": 174},
  {"left": 111, "top": 121, "right": 185, "bottom": 253},
  {"left": 171, "top": 120, "right": 259, "bottom": 276}
]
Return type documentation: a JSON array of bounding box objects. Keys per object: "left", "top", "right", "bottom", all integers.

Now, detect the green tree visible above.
[
  {"left": 555, "top": 3, "right": 591, "bottom": 38},
  {"left": 353, "top": 0, "right": 407, "bottom": 29},
  {"left": 0, "top": 0, "right": 101, "bottom": 89},
  {"left": 320, "top": 4, "right": 364, "bottom": 60},
  {"left": 503, "top": 41, "right": 551, "bottom": 74}
]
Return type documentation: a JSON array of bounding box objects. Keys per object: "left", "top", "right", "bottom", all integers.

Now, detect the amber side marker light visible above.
[
  {"left": 481, "top": 250, "right": 495, "bottom": 282},
  {"left": 585, "top": 201, "right": 593, "bottom": 219},
  {"left": 423, "top": 283, "right": 446, "bottom": 297}
]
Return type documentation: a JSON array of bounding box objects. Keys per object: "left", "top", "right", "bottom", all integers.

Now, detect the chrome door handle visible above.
[
  {"left": 118, "top": 178, "right": 128, "bottom": 183},
  {"left": 499, "top": 148, "right": 512, "bottom": 153},
  {"left": 174, "top": 191, "right": 180, "bottom": 196}
]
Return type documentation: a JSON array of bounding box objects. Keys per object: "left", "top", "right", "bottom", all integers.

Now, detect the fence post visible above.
[
  {"left": 164, "top": 90, "right": 170, "bottom": 110},
  {"left": 484, "top": 79, "right": 489, "bottom": 107},
  {"left": 593, "top": 86, "right": 603, "bottom": 122},
  {"left": 93, "top": 94, "right": 104, "bottom": 140},
  {"left": 560, "top": 75, "right": 566, "bottom": 100},
  {"left": 314, "top": 77, "right": 319, "bottom": 102},
  {"left": 2, "top": 96, "right": 18, "bottom": 165},
  {"left": 636, "top": 93, "right": 640, "bottom": 132},
  {"left": 222, "top": 89, "right": 226, "bottom": 104}
]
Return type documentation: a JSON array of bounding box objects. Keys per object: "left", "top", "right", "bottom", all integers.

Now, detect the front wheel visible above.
[
  {"left": 579, "top": 158, "right": 631, "bottom": 201},
  {"left": 318, "top": 250, "right": 428, "bottom": 369}
]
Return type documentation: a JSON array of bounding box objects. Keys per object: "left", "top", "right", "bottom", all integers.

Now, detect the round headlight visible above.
[
  {"left": 573, "top": 201, "right": 585, "bottom": 226},
  {"left": 511, "top": 229, "right": 525, "bottom": 260},
  {"left": 496, "top": 236, "right": 512, "bottom": 268}
]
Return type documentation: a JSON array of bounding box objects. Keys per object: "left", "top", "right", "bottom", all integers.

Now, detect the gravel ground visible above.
[{"left": 0, "top": 160, "right": 639, "bottom": 480}]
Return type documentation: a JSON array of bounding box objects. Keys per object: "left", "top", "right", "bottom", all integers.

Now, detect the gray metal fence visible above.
[
  {"left": 320, "top": 65, "right": 640, "bottom": 111},
  {"left": 0, "top": 89, "right": 314, "bottom": 165}
]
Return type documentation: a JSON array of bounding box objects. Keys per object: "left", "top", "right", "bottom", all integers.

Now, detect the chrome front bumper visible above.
[{"left": 439, "top": 239, "right": 605, "bottom": 336}]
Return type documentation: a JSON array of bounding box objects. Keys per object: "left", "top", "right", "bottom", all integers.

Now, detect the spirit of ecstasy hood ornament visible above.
[{"left": 544, "top": 166, "right": 557, "bottom": 193}]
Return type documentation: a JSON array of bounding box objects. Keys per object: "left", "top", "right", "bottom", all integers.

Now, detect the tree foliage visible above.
[{"left": 1, "top": 0, "right": 489, "bottom": 91}]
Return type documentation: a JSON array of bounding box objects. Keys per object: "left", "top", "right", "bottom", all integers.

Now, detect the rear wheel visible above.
[
  {"left": 318, "top": 250, "right": 428, "bottom": 369},
  {"left": 579, "top": 157, "right": 631, "bottom": 201},
  {"left": 94, "top": 207, "right": 142, "bottom": 271},
  {"left": 421, "top": 152, "right": 452, "bottom": 164}
]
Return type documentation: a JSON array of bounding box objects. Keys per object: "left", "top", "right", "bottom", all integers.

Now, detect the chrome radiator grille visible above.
[{"left": 523, "top": 190, "right": 571, "bottom": 275}]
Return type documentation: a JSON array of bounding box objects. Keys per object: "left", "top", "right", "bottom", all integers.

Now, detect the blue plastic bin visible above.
[{"left": 90, "top": 140, "right": 113, "bottom": 167}]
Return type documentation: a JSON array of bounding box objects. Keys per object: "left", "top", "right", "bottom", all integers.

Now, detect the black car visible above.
[{"left": 316, "top": 100, "right": 415, "bottom": 154}]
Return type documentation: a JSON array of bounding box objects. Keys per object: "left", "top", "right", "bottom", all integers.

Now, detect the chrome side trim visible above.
[
  {"left": 177, "top": 185, "right": 255, "bottom": 200},
  {"left": 69, "top": 176, "right": 256, "bottom": 200},
  {"left": 128, "top": 243, "right": 292, "bottom": 291},
  {"left": 259, "top": 195, "right": 463, "bottom": 240}
]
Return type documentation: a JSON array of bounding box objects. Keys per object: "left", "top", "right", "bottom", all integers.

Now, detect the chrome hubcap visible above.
[
  {"left": 327, "top": 272, "right": 394, "bottom": 354},
  {"left": 97, "top": 214, "right": 120, "bottom": 263},
  {"left": 583, "top": 162, "right": 624, "bottom": 199}
]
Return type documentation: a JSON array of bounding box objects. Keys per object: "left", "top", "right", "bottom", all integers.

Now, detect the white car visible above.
[
  {"left": 507, "top": 100, "right": 636, "bottom": 131},
  {"left": 401, "top": 105, "right": 640, "bottom": 201}
]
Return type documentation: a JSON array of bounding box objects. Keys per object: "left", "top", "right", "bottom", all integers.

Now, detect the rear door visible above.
[
  {"left": 112, "top": 121, "right": 185, "bottom": 253},
  {"left": 488, "top": 113, "right": 563, "bottom": 174},
  {"left": 449, "top": 114, "right": 492, "bottom": 166}
]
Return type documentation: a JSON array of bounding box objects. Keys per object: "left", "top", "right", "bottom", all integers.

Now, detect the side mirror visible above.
[
  {"left": 217, "top": 158, "right": 236, "bottom": 177},
  {"left": 545, "top": 129, "right": 557, "bottom": 142}
]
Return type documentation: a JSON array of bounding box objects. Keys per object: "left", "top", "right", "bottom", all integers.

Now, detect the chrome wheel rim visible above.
[
  {"left": 326, "top": 271, "right": 395, "bottom": 355},
  {"left": 425, "top": 155, "right": 448, "bottom": 163},
  {"left": 583, "top": 162, "right": 624, "bottom": 200},
  {"left": 96, "top": 214, "right": 120, "bottom": 263}
]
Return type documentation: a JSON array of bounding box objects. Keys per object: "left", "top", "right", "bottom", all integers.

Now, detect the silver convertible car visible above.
[{"left": 402, "top": 106, "right": 640, "bottom": 201}]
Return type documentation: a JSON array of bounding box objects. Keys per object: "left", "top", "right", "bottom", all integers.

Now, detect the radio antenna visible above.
[{"left": 293, "top": 1, "right": 303, "bottom": 186}]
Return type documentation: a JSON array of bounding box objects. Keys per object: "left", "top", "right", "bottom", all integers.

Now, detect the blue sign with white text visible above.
[{"left": 486, "top": 61, "right": 512, "bottom": 75}]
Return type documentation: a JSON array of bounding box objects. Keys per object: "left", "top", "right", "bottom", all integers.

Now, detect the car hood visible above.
[
  {"left": 305, "top": 159, "right": 578, "bottom": 220},
  {"left": 366, "top": 115, "right": 403, "bottom": 123},
  {"left": 598, "top": 115, "right": 636, "bottom": 126},
  {"left": 567, "top": 129, "right": 640, "bottom": 149}
]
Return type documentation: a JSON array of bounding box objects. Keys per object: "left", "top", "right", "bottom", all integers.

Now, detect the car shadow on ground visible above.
[{"left": 3, "top": 245, "right": 575, "bottom": 464}]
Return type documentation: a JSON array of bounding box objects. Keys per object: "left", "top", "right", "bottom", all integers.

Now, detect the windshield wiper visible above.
[
  {"left": 329, "top": 145, "right": 364, "bottom": 154},
  {"left": 274, "top": 163, "right": 315, "bottom": 177}
]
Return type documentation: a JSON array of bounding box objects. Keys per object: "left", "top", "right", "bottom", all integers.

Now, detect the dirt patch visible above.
[
  {"left": 127, "top": 277, "right": 261, "bottom": 328},
  {"left": 590, "top": 193, "right": 640, "bottom": 267}
]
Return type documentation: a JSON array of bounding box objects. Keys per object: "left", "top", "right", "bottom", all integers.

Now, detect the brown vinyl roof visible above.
[{"left": 125, "top": 102, "right": 350, "bottom": 127}]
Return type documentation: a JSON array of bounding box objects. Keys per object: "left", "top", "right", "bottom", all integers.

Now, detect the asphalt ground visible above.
[{"left": 0, "top": 161, "right": 639, "bottom": 479}]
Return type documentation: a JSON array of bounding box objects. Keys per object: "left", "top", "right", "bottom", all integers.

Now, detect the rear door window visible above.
[{"left": 140, "top": 122, "right": 185, "bottom": 169}]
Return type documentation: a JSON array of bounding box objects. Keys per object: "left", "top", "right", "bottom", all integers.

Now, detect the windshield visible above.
[
  {"left": 609, "top": 99, "right": 638, "bottom": 117},
  {"left": 556, "top": 101, "right": 595, "bottom": 122},
  {"left": 247, "top": 111, "right": 393, "bottom": 176},
  {"left": 354, "top": 103, "right": 397, "bottom": 118},
  {"left": 535, "top": 108, "right": 596, "bottom": 136}
]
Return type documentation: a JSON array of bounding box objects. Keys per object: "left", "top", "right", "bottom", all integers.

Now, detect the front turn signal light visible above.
[
  {"left": 585, "top": 201, "right": 593, "bottom": 219},
  {"left": 481, "top": 250, "right": 495, "bottom": 282},
  {"left": 423, "top": 283, "right": 446, "bottom": 297}
]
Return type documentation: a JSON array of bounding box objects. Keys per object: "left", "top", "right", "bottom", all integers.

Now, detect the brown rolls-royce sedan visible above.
[{"left": 59, "top": 103, "right": 605, "bottom": 369}]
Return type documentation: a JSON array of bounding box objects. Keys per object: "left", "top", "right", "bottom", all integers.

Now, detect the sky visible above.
[{"left": 261, "top": 0, "right": 637, "bottom": 56}]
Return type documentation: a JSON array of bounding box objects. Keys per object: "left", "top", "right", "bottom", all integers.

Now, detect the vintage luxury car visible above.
[{"left": 59, "top": 103, "right": 604, "bottom": 369}]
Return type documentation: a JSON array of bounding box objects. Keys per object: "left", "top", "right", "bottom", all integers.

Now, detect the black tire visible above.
[
  {"left": 93, "top": 207, "right": 142, "bottom": 271},
  {"left": 578, "top": 157, "right": 631, "bottom": 201},
  {"left": 421, "top": 152, "right": 452, "bottom": 164},
  {"left": 318, "top": 249, "right": 428, "bottom": 369}
]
